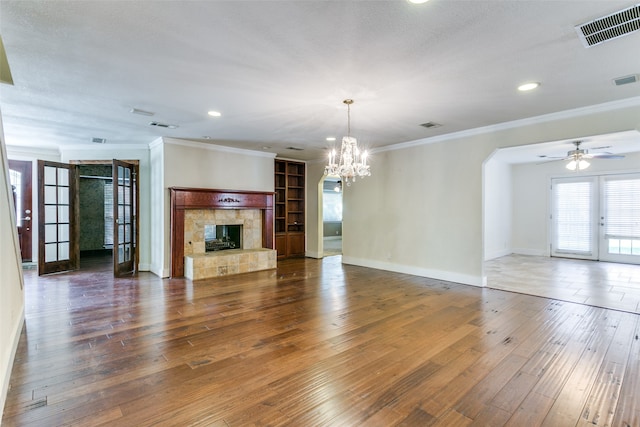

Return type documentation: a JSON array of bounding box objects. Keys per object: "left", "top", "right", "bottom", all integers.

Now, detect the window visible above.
[
  {"left": 104, "top": 182, "right": 113, "bottom": 247},
  {"left": 9, "top": 169, "right": 22, "bottom": 225},
  {"left": 552, "top": 178, "right": 595, "bottom": 255},
  {"left": 603, "top": 176, "right": 640, "bottom": 255},
  {"left": 323, "top": 191, "right": 342, "bottom": 222}
]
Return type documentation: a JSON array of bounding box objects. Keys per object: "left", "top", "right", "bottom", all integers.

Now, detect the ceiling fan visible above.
[{"left": 538, "top": 140, "right": 625, "bottom": 171}]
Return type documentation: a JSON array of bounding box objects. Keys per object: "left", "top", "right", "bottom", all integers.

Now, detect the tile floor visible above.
[
  {"left": 485, "top": 254, "right": 640, "bottom": 314},
  {"left": 323, "top": 237, "right": 342, "bottom": 257}
]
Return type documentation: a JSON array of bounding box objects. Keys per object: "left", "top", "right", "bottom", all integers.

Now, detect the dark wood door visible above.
[
  {"left": 38, "top": 160, "right": 79, "bottom": 275},
  {"left": 8, "top": 159, "right": 33, "bottom": 261},
  {"left": 113, "top": 160, "right": 138, "bottom": 276}
]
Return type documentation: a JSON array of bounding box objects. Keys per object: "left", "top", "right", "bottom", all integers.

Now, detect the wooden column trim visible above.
[{"left": 169, "top": 187, "right": 275, "bottom": 278}]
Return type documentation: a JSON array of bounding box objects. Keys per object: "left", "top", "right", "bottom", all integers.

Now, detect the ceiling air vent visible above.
[
  {"left": 575, "top": 3, "right": 640, "bottom": 48},
  {"left": 613, "top": 74, "right": 639, "bottom": 86},
  {"left": 286, "top": 146, "right": 304, "bottom": 151},
  {"left": 420, "top": 122, "right": 442, "bottom": 129},
  {"left": 91, "top": 137, "right": 106, "bottom": 144},
  {"left": 149, "top": 121, "right": 178, "bottom": 129}
]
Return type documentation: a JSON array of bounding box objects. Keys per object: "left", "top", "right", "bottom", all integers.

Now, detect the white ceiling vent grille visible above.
[
  {"left": 420, "top": 122, "right": 442, "bottom": 129},
  {"left": 613, "top": 74, "right": 639, "bottom": 86},
  {"left": 576, "top": 4, "right": 640, "bottom": 48},
  {"left": 149, "top": 121, "right": 178, "bottom": 129}
]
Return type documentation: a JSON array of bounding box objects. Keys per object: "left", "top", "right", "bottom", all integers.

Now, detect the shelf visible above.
[{"left": 275, "top": 159, "right": 306, "bottom": 258}]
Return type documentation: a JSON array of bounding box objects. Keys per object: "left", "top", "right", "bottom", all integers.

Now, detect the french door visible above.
[
  {"left": 551, "top": 173, "right": 640, "bottom": 264},
  {"left": 38, "top": 160, "right": 79, "bottom": 274},
  {"left": 113, "top": 160, "right": 138, "bottom": 276},
  {"left": 38, "top": 159, "right": 138, "bottom": 276}
]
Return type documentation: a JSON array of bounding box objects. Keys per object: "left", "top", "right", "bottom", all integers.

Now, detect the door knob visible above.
[{"left": 21, "top": 216, "right": 31, "bottom": 221}]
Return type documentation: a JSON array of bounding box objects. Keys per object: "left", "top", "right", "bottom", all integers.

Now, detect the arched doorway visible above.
[{"left": 321, "top": 176, "right": 343, "bottom": 257}]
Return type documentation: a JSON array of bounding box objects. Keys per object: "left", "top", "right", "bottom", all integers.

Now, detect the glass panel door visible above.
[
  {"left": 113, "top": 160, "right": 138, "bottom": 276},
  {"left": 38, "top": 160, "right": 78, "bottom": 274},
  {"left": 599, "top": 174, "right": 640, "bottom": 264},
  {"left": 550, "top": 176, "right": 598, "bottom": 260}
]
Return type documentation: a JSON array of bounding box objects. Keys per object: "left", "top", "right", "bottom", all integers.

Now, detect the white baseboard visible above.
[
  {"left": 149, "top": 263, "right": 170, "bottom": 278},
  {"left": 484, "top": 248, "right": 512, "bottom": 261},
  {"left": 342, "top": 256, "right": 486, "bottom": 287},
  {"left": 512, "top": 248, "right": 548, "bottom": 257},
  {"left": 138, "top": 263, "right": 151, "bottom": 272},
  {"left": 1, "top": 306, "right": 24, "bottom": 422},
  {"left": 305, "top": 251, "right": 322, "bottom": 259}
]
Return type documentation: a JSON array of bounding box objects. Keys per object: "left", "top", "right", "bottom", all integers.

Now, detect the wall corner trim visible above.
[{"left": 1, "top": 307, "right": 25, "bottom": 421}]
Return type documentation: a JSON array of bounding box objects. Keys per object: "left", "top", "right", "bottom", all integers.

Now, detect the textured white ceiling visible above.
[{"left": 1, "top": 1, "right": 639, "bottom": 161}]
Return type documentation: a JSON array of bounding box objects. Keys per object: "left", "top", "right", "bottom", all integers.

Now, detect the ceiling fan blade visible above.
[
  {"left": 537, "top": 155, "right": 566, "bottom": 159},
  {"left": 535, "top": 158, "right": 565, "bottom": 165},
  {"left": 591, "top": 153, "right": 625, "bottom": 159}
]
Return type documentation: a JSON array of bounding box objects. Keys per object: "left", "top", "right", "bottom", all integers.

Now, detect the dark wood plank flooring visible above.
[{"left": 3, "top": 256, "right": 640, "bottom": 426}]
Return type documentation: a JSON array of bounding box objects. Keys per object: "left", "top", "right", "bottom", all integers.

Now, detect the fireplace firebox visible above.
[{"left": 204, "top": 224, "right": 242, "bottom": 251}]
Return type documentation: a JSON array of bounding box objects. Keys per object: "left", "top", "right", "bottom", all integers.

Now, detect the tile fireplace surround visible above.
[
  {"left": 169, "top": 187, "right": 276, "bottom": 278},
  {"left": 183, "top": 209, "right": 276, "bottom": 280}
]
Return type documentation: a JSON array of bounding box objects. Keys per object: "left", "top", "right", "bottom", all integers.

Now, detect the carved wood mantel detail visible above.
[{"left": 169, "top": 187, "right": 274, "bottom": 277}]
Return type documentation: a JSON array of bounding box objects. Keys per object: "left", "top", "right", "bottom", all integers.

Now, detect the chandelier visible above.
[{"left": 325, "top": 99, "right": 371, "bottom": 185}]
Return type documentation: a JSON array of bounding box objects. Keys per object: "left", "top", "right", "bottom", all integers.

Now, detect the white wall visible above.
[
  {"left": 0, "top": 112, "right": 25, "bottom": 421},
  {"left": 149, "top": 138, "right": 165, "bottom": 277},
  {"left": 156, "top": 138, "right": 276, "bottom": 277},
  {"left": 512, "top": 150, "right": 640, "bottom": 256},
  {"left": 483, "top": 156, "right": 512, "bottom": 260},
  {"left": 338, "top": 100, "right": 640, "bottom": 287},
  {"left": 306, "top": 161, "right": 326, "bottom": 259}
]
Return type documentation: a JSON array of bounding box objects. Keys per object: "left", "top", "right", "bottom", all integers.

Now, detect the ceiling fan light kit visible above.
[
  {"left": 566, "top": 158, "right": 590, "bottom": 171},
  {"left": 562, "top": 140, "right": 625, "bottom": 171}
]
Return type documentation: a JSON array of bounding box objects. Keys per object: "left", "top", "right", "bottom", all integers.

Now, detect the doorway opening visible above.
[
  {"left": 322, "top": 177, "right": 342, "bottom": 257},
  {"left": 38, "top": 159, "right": 138, "bottom": 276},
  {"left": 78, "top": 164, "right": 114, "bottom": 271}
]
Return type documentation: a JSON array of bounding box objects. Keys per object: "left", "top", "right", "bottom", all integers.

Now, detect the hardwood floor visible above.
[{"left": 3, "top": 256, "right": 640, "bottom": 426}]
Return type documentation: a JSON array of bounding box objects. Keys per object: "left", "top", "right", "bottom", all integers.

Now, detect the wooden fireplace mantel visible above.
[{"left": 169, "top": 187, "right": 274, "bottom": 277}]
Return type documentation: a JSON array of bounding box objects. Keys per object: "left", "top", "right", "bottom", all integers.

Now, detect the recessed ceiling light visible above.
[
  {"left": 208, "top": 111, "right": 222, "bottom": 117},
  {"left": 518, "top": 82, "right": 540, "bottom": 91},
  {"left": 326, "top": 137, "right": 336, "bottom": 141},
  {"left": 407, "top": 0, "right": 429, "bottom": 3}
]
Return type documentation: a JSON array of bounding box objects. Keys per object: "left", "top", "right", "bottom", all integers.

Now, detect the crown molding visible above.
[
  {"left": 160, "top": 137, "right": 277, "bottom": 159},
  {"left": 6, "top": 144, "right": 60, "bottom": 157},
  {"left": 372, "top": 96, "right": 640, "bottom": 155},
  {"left": 60, "top": 143, "right": 150, "bottom": 151}
]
